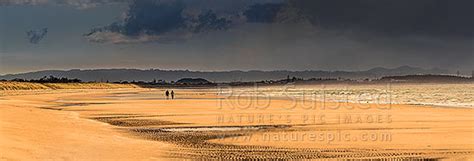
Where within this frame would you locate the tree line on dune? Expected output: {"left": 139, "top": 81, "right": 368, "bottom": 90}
{"left": 2, "top": 76, "right": 82, "bottom": 83}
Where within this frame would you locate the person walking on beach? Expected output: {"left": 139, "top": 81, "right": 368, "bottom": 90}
{"left": 171, "top": 90, "right": 175, "bottom": 99}
{"left": 165, "top": 90, "right": 170, "bottom": 99}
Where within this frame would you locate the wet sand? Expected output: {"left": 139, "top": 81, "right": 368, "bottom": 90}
{"left": 0, "top": 88, "right": 473, "bottom": 160}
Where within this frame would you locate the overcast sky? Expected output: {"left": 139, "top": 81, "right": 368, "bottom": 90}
{"left": 1, "top": 0, "right": 473, "bottom": 74}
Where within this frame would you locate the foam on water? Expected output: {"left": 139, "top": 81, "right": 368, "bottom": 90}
{"left": 219, "top": 84, "right": 474, "bottom": 108}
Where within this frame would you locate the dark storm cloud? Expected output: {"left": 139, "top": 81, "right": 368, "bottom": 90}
{"left": 26, "top": 28, "right": 48, "bottom": 44}
{"left": 0, "top": 0, "right": 129, "bottom": 9}
{"left": 85, "top": 0, "right": 473, "bottom": 44}
{"left": 239, "top": 0, "right": 474, "bottom": 39}
{"left": 244, "top": 3, "right": 285, "bottom": 23}
{"left": 285, "top": 0, "right": 474, "bottom": 38}
{"left": 192, "top": 10, "right": 232, "bottom": 33}
{"left": 85, "top": 0, "right": 234, "bottom": 43}
{"left": 121, "top": 0, "right": 186, "bottom": 36}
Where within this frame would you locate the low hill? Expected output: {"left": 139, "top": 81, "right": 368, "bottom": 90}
{"left": 176, "top": 78, "right": 212, "bottom": 85}
{"left": 0, "top": 66, "right": 450, "bottom": 83}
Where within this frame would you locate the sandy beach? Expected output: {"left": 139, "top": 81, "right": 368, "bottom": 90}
{"left": 1, "top": 86, "right": 473, "bottom": 160}
{"left": 3, "top": 0, "right": 473, "bottom": 159}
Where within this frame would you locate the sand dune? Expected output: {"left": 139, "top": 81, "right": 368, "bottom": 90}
{"left": 0, "top": 82, "right": 138, "bottom": 90}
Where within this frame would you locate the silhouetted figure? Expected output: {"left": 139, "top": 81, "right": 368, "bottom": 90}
{"left": 171, "top": 90, "right": 175, "bottom": 99}
{"left": 165, "top": 90, "right": 169, "bottom": 99}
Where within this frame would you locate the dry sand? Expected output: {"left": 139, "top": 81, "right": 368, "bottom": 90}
{"left": 0, "top": 87, "right": 473, "bottom": 160}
